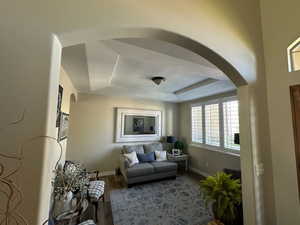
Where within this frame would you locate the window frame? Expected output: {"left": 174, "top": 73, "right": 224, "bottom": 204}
{"left": 190, "top": 96, "right": 240, "bottom": 155}
{"left": 191, "top": 105, "right": 204, "bottom": 144}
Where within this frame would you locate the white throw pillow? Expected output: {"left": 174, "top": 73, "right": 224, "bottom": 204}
{"left": 155, "top": 150, "right": 167, "bottom": 161}
{"left": 124, "top": 151, "right": 139, "bottom": 167}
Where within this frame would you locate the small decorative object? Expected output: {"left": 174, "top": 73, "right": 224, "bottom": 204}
{"left": 58, "top": 112, "right": 69, "bottom": 141}
{"left": 151, "top": 76, "right": 166, "bottom": 85}
{"left": 234, "top": 133, "right": 240, "bottom": 145}
{"left": 200, "top": 172, "right": 242, "bottom": 225}
{"left": 172, "top": 148, "right": 181, "bottom": 156}
{"left": 56, "top": 85, "right": 63, "bottom": 127}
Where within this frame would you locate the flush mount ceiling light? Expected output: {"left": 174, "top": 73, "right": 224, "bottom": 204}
{"left": 151, "top": 76, "right": 166, "bottom": 85}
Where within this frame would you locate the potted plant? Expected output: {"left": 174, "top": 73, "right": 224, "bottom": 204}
{"left": 200, "top": 172, "right": 242, "bottom": 225}
{"left": 52, "top": 161, "right": 89, "bottom": 217}
{"left": 174, "top": 140, "right": 185, "bottom": 153}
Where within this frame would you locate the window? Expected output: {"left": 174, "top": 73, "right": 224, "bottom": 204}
{"left": 191, "top": 106, "right": 203, "bottom": 143}
{"left": 191, "top": 97, "right": 240, "bottom": 153}
{"left": 223, "top": 100, "right": 240, "bottom": 150}
{"left": 205, "top": 104, "right": 220, "bottom": 147}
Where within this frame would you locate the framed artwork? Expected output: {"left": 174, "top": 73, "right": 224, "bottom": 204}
{"left": 58, "top": 112, "right": 69, "bottom": 141}
{"left": 133, "top": 117, "right": 144, "bottom": 133}
{"left": 115, "top": 108, "right": 161, "bottom": 143}
{"left": 56, "top": 85, "right": 63, "bottom": 127}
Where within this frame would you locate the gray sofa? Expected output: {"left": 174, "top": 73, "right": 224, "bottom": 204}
{"left": 120, "top": 143, "right": 177, "bottom": 185}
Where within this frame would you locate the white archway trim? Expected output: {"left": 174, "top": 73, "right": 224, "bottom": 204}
{"left": 287, "top": 36, "right": 300, "bottom": 72}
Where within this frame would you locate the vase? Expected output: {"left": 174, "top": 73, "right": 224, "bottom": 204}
{"left": 53, "top": 191, "right": 75, "bottom": 218}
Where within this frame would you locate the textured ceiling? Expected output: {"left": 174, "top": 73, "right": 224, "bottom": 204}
{"left": 61, "top": 38, "right": 236, "bottom": 102}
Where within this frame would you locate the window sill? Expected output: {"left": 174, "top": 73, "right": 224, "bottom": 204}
{"left": 189, "top": 143, "right": 240, "bottom": 158}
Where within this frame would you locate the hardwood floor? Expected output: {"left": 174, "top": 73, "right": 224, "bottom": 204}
{"left": 94, "top": 172, "right": 204, "bottom": 225}
{"left": 96, "top": 175, "right": 125, "bottom": 225}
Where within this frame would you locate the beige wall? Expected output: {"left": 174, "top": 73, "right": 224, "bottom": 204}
{"left": 59, "top": 67, "right": 77, "bottom": 114}
{"left": 179, "top": 91, "right": 241, "bottom": 176}
{"left": 66, "top": 94, "right": 179, "bottom": 172}
{"left": 260, "top": 0, "right": 300, "bottom": 224}
{"left": 58, "top": 67, "right": 77, "bottom": 162}
{"left": 292, "top": 51, "right": 300, "bottom": 71}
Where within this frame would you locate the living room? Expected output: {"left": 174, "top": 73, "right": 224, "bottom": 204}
{"left": 54, "top": 37, "right": 242, "bottom": 225}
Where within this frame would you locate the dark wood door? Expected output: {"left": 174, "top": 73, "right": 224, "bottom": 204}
{"left": 290, "top": 85, "right": 300, "bottom": 193}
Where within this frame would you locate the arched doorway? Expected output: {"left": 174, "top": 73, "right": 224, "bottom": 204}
{"left": 54, "top": 27, "right": 258, "bottom": 225}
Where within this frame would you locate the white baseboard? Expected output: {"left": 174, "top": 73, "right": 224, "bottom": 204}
{"left": 99, "top": 170, "right": 115, "bottom": 177}
{"left": 190, "top": 167, "right": 211, "bottom": 177}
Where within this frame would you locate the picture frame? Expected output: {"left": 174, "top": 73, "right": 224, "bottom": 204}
{"left": 115, "top": 108, "right": 162, "bottom": 143}
{"left": 172, "top": 149, "right": 182, "bottom": 156}
{"left": 56, "top": 85, "right": 63, "bottom": 127}
{"left": 58, "top": 112, "right": 69, "bottom": 141}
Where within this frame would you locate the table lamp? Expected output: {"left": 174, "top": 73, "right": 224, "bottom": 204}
{"left": 167, "top": 136, "right": 177, "bottom": 152}
{"left": 234, "top": 133, "right": 240, "bottom": 145}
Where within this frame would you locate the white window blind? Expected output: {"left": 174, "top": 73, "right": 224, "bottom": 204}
{"left": 223, "top": 100, "right": 240, "bottom": 150}
{"left": 191, "top": 106, "right": 203, "bottom": 143}
{"left": 205, "top": 104, "right": 220, "bottom": 147}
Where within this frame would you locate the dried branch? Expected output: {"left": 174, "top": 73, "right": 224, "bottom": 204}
{"left": 0, "top": 110, "right": 63, "bottom": 225}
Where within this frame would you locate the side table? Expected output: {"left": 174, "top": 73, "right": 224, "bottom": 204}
{"left": 167, "top": 154, "right": 189, "bottom": 171}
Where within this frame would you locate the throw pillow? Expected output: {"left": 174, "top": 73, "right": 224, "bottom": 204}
{"left": 155, "top": 150, "right": 167, "bottom": 161}
{"left": 124, "top": 151, "right": 139, "bottom": 167}
{"left": 137, "top": 152, "right": 155, "bottom": 163}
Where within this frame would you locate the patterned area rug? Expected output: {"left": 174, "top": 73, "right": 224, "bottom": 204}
{"left": 110, "top": 176, "right": 212, "bottom": 225}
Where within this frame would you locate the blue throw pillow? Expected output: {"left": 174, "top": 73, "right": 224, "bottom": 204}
{"left": 137, "top": 152, "right": 155, "bottom": 162}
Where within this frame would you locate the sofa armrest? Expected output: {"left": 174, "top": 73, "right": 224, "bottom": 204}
{"left": 120, "top": 154, "right": 129, "bottom": 176}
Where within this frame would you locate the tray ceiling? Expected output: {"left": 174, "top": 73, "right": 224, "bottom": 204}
{"left": 62, "top": 38, "right": 235, "bottom": 102}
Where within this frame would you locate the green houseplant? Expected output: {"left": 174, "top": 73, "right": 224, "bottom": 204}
{"left": 200, "top": 172, "right": 242, "bottom": 225}
{"left": 174, "top": 140, "right": 184, "bottom": 152}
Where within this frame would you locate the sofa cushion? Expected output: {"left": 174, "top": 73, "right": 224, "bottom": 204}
{"left": 155, "top": 150, "right": 167, "bottom": 161}
{"left": 127, "top": 163, "right": 154, "bottom": 177}
{"left": 137, "top": 152, "right": 155, "bottom": 163}
{"left": 143, "top": 143, "right": 163, "bottom": 153}
{"left": 124, "top": 151, "right": 139, "bottom": 167}
{"left": 123, "top": 145, "right": 144, "bottom": 154}
{"left": 151, "top": 161, "right": 177, "bottom": 173}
